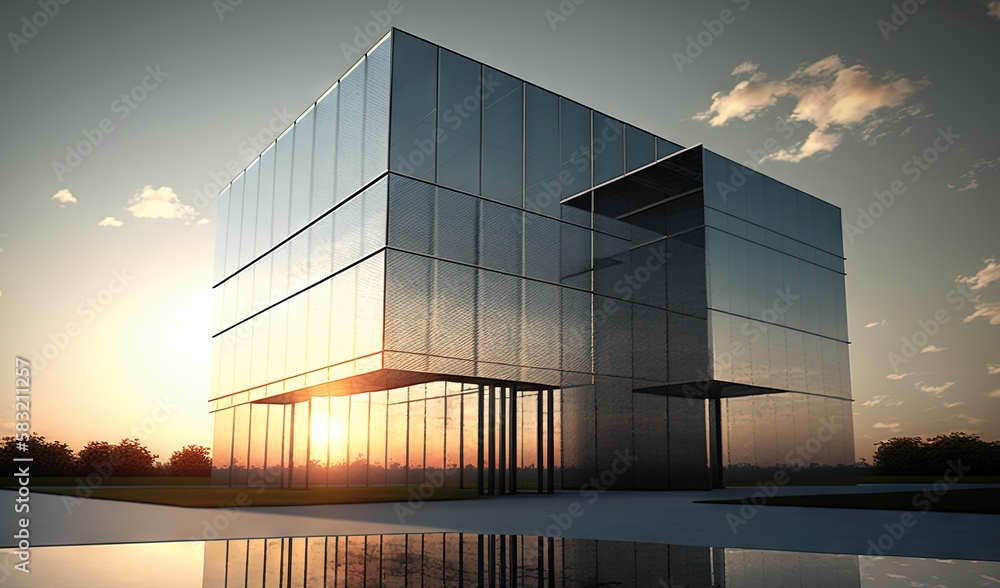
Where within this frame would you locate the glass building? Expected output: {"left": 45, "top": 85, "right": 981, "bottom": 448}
{"left": 208, "top": 29, "right": 855, "bottom": 493}
{"left": 202, "top": 533, "right": 862, "bottom": 587}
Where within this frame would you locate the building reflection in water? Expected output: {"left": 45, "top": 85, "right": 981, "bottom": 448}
{"left": 203, "top": 533, "right": 862, "bottom": 587}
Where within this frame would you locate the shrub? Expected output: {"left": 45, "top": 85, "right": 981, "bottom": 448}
{"left": 168, "top": 445, "right": 211, "bottom": 477}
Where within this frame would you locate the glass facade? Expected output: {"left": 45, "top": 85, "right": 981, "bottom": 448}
{"left": 204, "top": 534, "right": 863, "bottom": 587}
{"left": 209, "top": 29, "right": 855, "bottom": 492}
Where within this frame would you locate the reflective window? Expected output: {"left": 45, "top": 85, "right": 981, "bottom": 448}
{"left": 559, "top": 97, "right": 591, "bottom": 199}
{"left": 255, "top": 146, "right": 276, "bottom": 258}
{"left": 312, "top": 85, "right": 337, "bottom": 219}
{"left": 625, "top": 125, "right": 654, "bottom": 172}
{"left": 337, "top": 65, "right": 366, "bottom": 203}
{"left": 225, "top": 174, "right": 244, "bottom": 277}
{"left": 240, "top": 161, "right": 259, "bottom": 268}
{"left": 437, "top": 49, "right": 482, "bottom": 194}
{"left": 363, "top": 37, "right": 391, "bottom": 182}
{"left": 481, "top": 67, "right": 523, "bottom": 206}
{"left": 390, "top": 31, "right": 438, "bottom": 181}
{"left": 592, "top": 113, "right": 623, "bottom": 185}
{"left": 524, "top": 85, "right": 560, "bottom": 217}
{"left": 213, "top": 186, "right": 230, "bottom": 283}
{"left": 271, "top": 128, "right": 294, "bottom": 245}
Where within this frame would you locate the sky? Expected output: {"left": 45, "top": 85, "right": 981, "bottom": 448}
{"left": 0, "top": 0, "right": 997, "bottom": 462}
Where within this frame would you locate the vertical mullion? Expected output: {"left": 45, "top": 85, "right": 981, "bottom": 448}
{"left": 537, "top": 390, "right": 544, "bottom": 493}
{"left": 477, "top": 385, "right": 485, "bottom": 495}
{"left": 499, "top": 385, "right": 507, "bottom": 495}
{"left": 547, "top": 388, "right": 555, "bottom": 494}
{"left": 510, "top": 384, "right": 517, "bottom": 494}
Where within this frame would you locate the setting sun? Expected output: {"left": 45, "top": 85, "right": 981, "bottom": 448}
{"left": 311, "top": 410, "right": 344, "bottom": 445}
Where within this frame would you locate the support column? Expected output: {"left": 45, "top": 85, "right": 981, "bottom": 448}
{"left": 709, "top": 397, "right": 724, "bottom": 489}
{"left": 546, "top": 388, "right": 555, "bottom": 494}
{"left": 510, "top": 383, "right": 517, "bottom": 494}
{"left": 537, "top": 389, "right": 544, "bottom": 493}
{"left": 477, "top": 385, "right": 484, "bottom": 496}
{"left": 488, "top": 385, "right": 496, "bottom": 495}
{"left": 499, "top": 385, "right": 507, "bottom": 495}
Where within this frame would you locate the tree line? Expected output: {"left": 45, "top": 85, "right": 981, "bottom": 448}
{"left": 0, "top": 433, "right": 210, "bottom": 477}
{"left": 869, "top": 432, "right": 1000, "bottom": 476}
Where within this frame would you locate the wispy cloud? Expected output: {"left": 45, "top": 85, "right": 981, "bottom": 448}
{"left": 989, "top": 389, "right": 1000, "bottom": 399}
{"left": 864, "top": 319, "right": 887, "bottom": 328}
{"left": 948, "top": 156, "right": 999, "bottom": 192}
{"left": 988, "top": 1, "right": 1000, "bottom": 20}
{"left": 988, "top": 363, "right": 1000, "bottom": 375}
{"left": 958, "top": 413, "right": 986, "bottom": 426}
{"left": 886, "top": 372, "right": 914, "bottom": 380}
{"left": 964, "top": 301, "right": 1000, "bottom": 325}
{"left": 98, "top": 216, "right": 124, "bottom": 228}
{"left": 51, "top": 189, "right": 76, "bottom": 207}
{"left": 917, "top": 381, "right": 954, "bottom": 395}
{"left": 862, "top": 395, "right": 888, "bottom": 407}
{"left": 942, "top": 401, "right": 964, "bottom": 409}
{"left": 124, "top": 185, "right": 202, "bottom": 224}
{"left": 693, "top": 55, "right": 927, "bottom": 162}
{"left": 873, "top": 422, "right": 902, "bottom": 432}
{"left": 196, "top": 218, "right": 210, "bottom": 225}
{"left": 920, "top": 345, "right": 946, "bottom": 354}
{"left": 957, "top": 257, "right": 1000, "bottom": 291}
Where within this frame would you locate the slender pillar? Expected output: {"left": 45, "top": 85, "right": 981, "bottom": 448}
{"left": 499, "top": 385, "right": 507, "bottom": 495}
{"left": 488, "top": 385, "right": 496, "bottom": 495}
{"left": 537, "top": 389, "right": 544, "bottom": 493}
{"left": 510, "top": 383, "right": 517, "bottom": 494}
{"left": 709, "top": 397, "right": 724, "bottom": 489}
{"left": 546, "top": 388, "right": 555, "bottom": 494}
{"left": 478, "top": 385, "right": 485, "bottom": 496}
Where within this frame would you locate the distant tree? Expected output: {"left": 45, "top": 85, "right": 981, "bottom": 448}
{"left": 78, "top": 438, "right": 160, "bottom": 477}
{"left": 0, "top": 434, "right": 77, "bottom": 476}
{"left": 168, "top": 445, "right": 211, "bottom": 477}
{"left": 873, "top": 433, "right": 1000, "bottom": 476}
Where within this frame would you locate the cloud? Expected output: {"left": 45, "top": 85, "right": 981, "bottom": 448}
{"left": 886, "top": 373, "right": 913, "bottom": 380}
{"left": 989, "top": 363, "right": 1000, "bottom": 375}
{"left": 196, "top": 218, "right": 210, "bottom": 225}
{"left": 942, "top": 401, "right": 964, "bottom": 408}
{"left": 693, "top": 55, "right": 928, "bottom": 162}
{"left": 861, "top": 395, "right": 887, "bottom": 407}
{"left": 989, "top": 389, "right": 1000, "bottom": 399}
{"left": 98, "top": 216, "right": 124, "bottom": 228}
{"left": 988, "top": 1, "right": 1000, "bottom": 20}
{"left": 864, "top": 319, "right": 887, "bottom": 328}
{"left": 948, "top": 156, "right": 999, "bottom": 192}
{"left": 123, "top": 185, "right": 202, "bottom": 224}
{"left": 50, "top": 189, "right": 77, "bottom": 207}
{"left": 964, "top": 301, "right": 1000, "bottom": 325}
{"left": 917, "top": 381, "right": 954, "bottom": 395}
{"left": 957, "top": 257, "right": 1000, "bottom": 291}
{"left": 873, "top": 422, "right": 902, "bottom": 432}
{"left": 958, "top": 413, "right": 986, "bottom": 426}
{"left": 920, "top": 345, "right": 946, "bottom": 354}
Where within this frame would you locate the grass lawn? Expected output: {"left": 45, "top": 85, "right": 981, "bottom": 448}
{"left": 697, "top": 487, "right": 1000, "bottom": 515}
{"left": 0, "top": 476, "right": 210, "bottom": 487}
{"left": 27, "top": 485, "right": 478, "bottom": 508}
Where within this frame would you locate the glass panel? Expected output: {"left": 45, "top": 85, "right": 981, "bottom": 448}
{"left": 313, "top": 86, "right": 337, "bottom": 219}
{"left": 212, "top": 408, "right": 234, "bottom": 485}
{"left": 592, "top": 112, "right": 623, "bottom": 185}
{"left": 408, "top": 385, "right": 425, "bottom": 484}
{"left": 255, "top": 145, "right": 276, "bottom": 259}
{"left": 425, "top": 393, "right": 445, "bottom": 483}
{"left": 232, "top": 403, "right": 251, "bottom": 486}
{"left": 559, "top": 97, "right": 591, "bottom": 198}
{"left": 309, "top": 397, "right": 329, "bottom": 486}
{"left": 306, "top": 280, "right": 331, "bottom": 373}
{"left": 264, "top": 405, "right": 284, "bottom": 487}
{"left": 368, "top": 390, "right": 387, "bottom": 485}
{"left": 390, "top": 31, "right": 438, "bottom": 181}
{"left": 225, "top": 175, "right": 244, "bottom": 277}
{"left": 272, "top": 127, "right": 294, "bottom": 245}
{"left": 481, "top": 67, "right": 523, "bottom": 206}
{"left": 240, "top": 161, "right": 260, "bottom": 268}
{"left": 292, "top": 401, "right": 309, "bottom": 487}
{"left": 249, "top": 404, "right": 268, "bottom": 487}
{"left": 290, "top": 108, "right": 315, "bottom": 235}
{"left": 625, "top": 125, "right": 654, "bottom": 172}
{"left": 348, "top": 394, "right": 370, "bottom": 485}
{"left": 364, "top": 37, "right": 391, "bottom": 182}
{"left": 386, "top": 390, "right": 407, "bottom": 484}
{"left": 329, "top": 396, "right": 350, "bottom": 485}
{"left": 524, "top": 85, "right": 560, "bottom": 217}
{"left": 437, "top": 49, "right": 481, "bottom": 194}
{"left": 337, "top": 60, "right": 366, "bottom": 202}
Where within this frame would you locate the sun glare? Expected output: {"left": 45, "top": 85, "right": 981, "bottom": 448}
{"left": 311, "top": 410, "right": 344, "bottom": 445}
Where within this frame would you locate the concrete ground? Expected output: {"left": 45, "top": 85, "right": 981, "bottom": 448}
{"left": 3, "top": 484, "right": 998, "bottom": 561}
